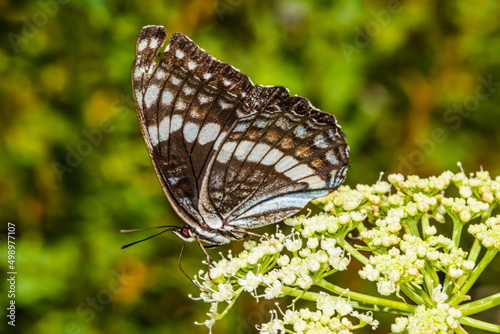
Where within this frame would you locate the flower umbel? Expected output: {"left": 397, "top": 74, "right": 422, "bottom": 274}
{"left": 192, "top": 170, "right": 500, "bottom": 333}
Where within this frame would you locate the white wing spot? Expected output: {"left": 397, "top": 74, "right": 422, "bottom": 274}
{"left": 159, "top": 117, "right": 170, "bottom": 142}
{"left": 134, "top": 90, "right": 143, "bottom": 104}
{"left": 217, "top": 142, "right": 237, "bottom": 163}
{"left": 162, "top": 90, "right": 174, "bottom": 106}
{"left": 148, "top": 125, "right": 159, "bottom": 146}
{"left": 187, "top": 61, "right": 197, "bottom": 70}
{"left": 294, "top": 125, "right": 308, "bottom": 139}
{"left": 171, "top": 115, "right": 183, "bottom": 132}
{"left": 219, "top": 101, "right": 232, "bottom": 109}
{"left": 247, "top": 143, "right": 271, "bottom": 163}
{"left": 149, "top": 38, "right": 158, "bottom": 49}
{"left": 144, "top": 85, "right": 160, "bottom": 108}
{"left": 168, "top": 177, "right": 179, "bottom": 185}
{"left": 276, "top": 118, "right": 292, "bottom": 130}
{"left": 199, "top": 95, "right": 211, "bottom": 104}
{"left": 203, "top": 73, "right": 212, "bottom": 80}
{"left": 330, "top": 170, "right": 338, "bottom": 185}
{"left": 261, "top": 149, "right": 284, "bottom": 165}
{"left": 234, "top": 140, "right": 254, "bottom": 161}
{"left": 183, "top": 122, "right": 199, "bottom": 143}
{"left": 300, "top": 175, "right": 326, "bottom": 189}
{"left": 233, "top": 123, "right": 249, "bottom": 132}
{"left": 275, "top": 156, "right": 299, "bottom": 172}
{"left": 284, "top": 164, "right": 314, "bottom": 180}
{"left": 325, "top": 150, "right": 339, "bottom": 165}
{"left": 254, "top": 119, "right": 268, "bottom": 128}
{"left": 138, "top": 40, "right": 148, "bottom": 51}
{"left": 198, "top": 122, "right": 221, "bottom": 145}
{"left": 134, "top": 67, "right": 142, "bottom": 79}
{"left": 155, "top": 69, "right": 165, "bottom": 79}
{"left": 213, "top": 131, "right": 226, "bottom": 150}
{"left": 183, "top": 87, "right": 194, "bottom": 95}
{"left": 170, "top": 76, "right": 181, "bottom": 85}
{"left": 175, "top": 50, "right": 185, "bottom": 59}
{"left": 176, "top": 101, "right": 187, "bottom": 110}
{"left": 314, "top": 135, "right": 329, "bottom": 148}
{"left": 223, "top": 79, "right": 231, "bottom": 86}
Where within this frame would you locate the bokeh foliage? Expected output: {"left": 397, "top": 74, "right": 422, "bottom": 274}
{"left": 1, "top": 0, "right": 499, "bottom": 333}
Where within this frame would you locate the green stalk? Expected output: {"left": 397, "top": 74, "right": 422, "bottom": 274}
{"left": 459, "top": 316, "right": 500, "bottom": 333}
{"left": 467, "top": 239, "right": 482, "bottom": 263}
{"left": 337, "top": 237, "right": 369, "bottom": 265}
{"left": 458, "top": 249, "right": 498, "bottom": 297}
{"left": 403, "top": 217, "right": 420, "bottom": 238}
{"left": 458, "top": 292, "right": 500, "bottom": 316}
{"left": 452, "top": 218, "right": 464, "bottom": 249}
{"left": 317, "top": 279, "right": 415, "bottom": 313}
{"left": 216, "top": 288, "right": 243, "bottom": 320}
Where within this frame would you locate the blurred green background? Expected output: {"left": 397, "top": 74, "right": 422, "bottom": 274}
{"left": 1, "top": 0, "right": 500, "bottom": 333}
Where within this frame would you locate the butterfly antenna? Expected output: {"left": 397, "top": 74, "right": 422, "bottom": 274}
{"left": 120, "top": 225, "right": 179, "bottom": 233}
{"left": 121, "top": 228, "right": 176, "bottom": 249}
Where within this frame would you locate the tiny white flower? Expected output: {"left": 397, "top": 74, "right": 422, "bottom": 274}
{"left": 459, "top": 186, "right": 473, "bottom": 198}
{"left": 307, "top": 237, "right": 319, "bottom": 249}
{"left": 238, "top": 271, "right": 262, "bottom": 292}
{"left": 264, "top": 280, "right": 283, "bottom": 299}
{"left": 377, "top": 279, "right": 396, "bottom": 296}
{"left": 277, "top": 254, "right": 290, "bottom": 266}
{"left": 284, "top": 238, "right": 302, "bottom": 252}
{"left": 334, "top": 298, "right": 353, "bottom": 316}
{"left": 296, "top": 275, "right": 313, "bottom": 289}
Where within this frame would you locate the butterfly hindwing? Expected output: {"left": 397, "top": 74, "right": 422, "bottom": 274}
{"left": 206, "top": 86, "right": 350, "bottom": 228}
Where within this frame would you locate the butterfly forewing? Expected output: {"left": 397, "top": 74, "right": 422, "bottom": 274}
{"left": 132, "top": 26, "right": 350, "bottom": 244}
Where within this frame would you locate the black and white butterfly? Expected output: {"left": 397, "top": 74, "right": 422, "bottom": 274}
{"left": 131, "top": 26, "right": 350, "bottom": 247}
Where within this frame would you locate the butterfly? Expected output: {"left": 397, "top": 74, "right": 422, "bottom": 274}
{"left": 131, "top": 26, "right": 350, "bottom": 247}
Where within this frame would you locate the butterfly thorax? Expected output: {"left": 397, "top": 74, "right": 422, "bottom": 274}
{"left": 172, "top": 225, "right": 243, "bottom": 245}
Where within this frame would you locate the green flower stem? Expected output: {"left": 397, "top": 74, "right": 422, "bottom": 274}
{"left": 452, "top": 239, "right": 483, "bottom": 297}
{"left": 317, "top": 279, "right": 415, "bottom": 313}
{"left": 337, "top": 237, "right": 369, "bottom": 265}
{"left": 467, "top": 238, "right": 482, "bottom": 263}
{"left": 481, "top": 202, "right": 497, "bottom": 223}
{"left": 454, "top": 325, "right": 469, "bottom": 334}
{"left": 423, "top": 262, "right": 439, "bottom": 294}
{"left": 216, "top": 288, "right": 243, "bottom": 320}
{"left": 458, "top": 292, "right": 500, "bottom": 316}
{"left": 458, "top": 249, "right": 498, "bottom": 298}
{"left": 459, "top": 316, "right": 500, "bottom": 333}
{"left": 403, "top": 218, "right": 420, "bottom": 238}
{"left": 452, "top": 218, "right": 464, "bottom": 249}
{"left": 400, "top": 284, "right": 432, "bottom": 307}
{"left": 421, "top": 213, "right": 430, "bottom": 235}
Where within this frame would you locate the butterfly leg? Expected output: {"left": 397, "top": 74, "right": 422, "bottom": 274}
{"left": 230, "top": 229, "right": 268, "bottom": 241}
{"left": 194, "top": 235, "right": 216, "bottom": 278}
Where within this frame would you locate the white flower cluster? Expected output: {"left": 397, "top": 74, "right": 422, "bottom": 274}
{"left": 360, "top": 234, "right": 475, "bottom": 295}
{"left": 391, "top": 303, "right": 462, "bottom": 334}
{"left": 441, "top": 197, "right": 489, "bottom": 223}
{"left": 453, "top": 171, "right": 500, "bottom": 204}
{"left": 285, "top": 212, "right": 365, "bottom": 239}
{"left": 257, "top": 295, "right": 379, "bottom": 334}
{"left": 192, "top": 170, "right": 499, "bottom": 333}
{"left": 389, "top": 172, "right": 454, "bottom": 196}
{"left": 468, "top": 215, "right": 500, "bottom": 250}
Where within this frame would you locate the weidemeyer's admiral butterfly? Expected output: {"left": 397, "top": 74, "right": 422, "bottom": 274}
{"left": 130, "top": 26, "right": 349, "bottom": 249}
